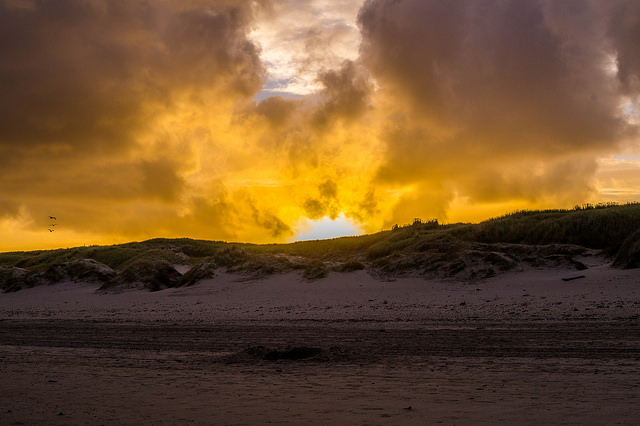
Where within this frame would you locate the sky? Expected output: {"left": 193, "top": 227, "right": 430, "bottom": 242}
{"left": 1, "top": 0, "right": 639, "bottom": 251}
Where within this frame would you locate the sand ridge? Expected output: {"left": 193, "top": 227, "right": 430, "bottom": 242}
{"left": 1, "top": 258, "right": 638, "bottom": 325}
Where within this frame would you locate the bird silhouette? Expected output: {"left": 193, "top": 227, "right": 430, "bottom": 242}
{"left": 49, "top": 216, "right": 56, "bottom": 220}
{"left": 48, "top": 229, "right": 54, "bottom": 232}
{"left": 50, "top": 224, "right": 56, "bottom": 226}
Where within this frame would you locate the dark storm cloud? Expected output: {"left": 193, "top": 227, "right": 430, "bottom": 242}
{"left": 253, "top": 96, "right": 300, "bottom": 127}
{"left": 313, "top": 60, "right": 372, "bottom": 127}
{"left": 303, "top": 179, "right": 341, "bottom": 220}
{"left": 358, "top": 0, "right": 640, "bottom": 218}
{"left": 0, "top": 0, "right": 267, "bottom": 238}
{"left": 250, "top": 203, "right": 292, "bottom": 238}
{"left": 603, "top": 0, "right": 640, "bottom": 94}
{"left": 318, "top": 179, "right": 338, "bottom": 199}
{"left": 0, "top": 0, "right": 264, "bottom": 153}
{"left": 359, "top": 0, "right": 626, "bottom": 154}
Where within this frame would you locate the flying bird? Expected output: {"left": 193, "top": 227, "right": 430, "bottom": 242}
{"left": 48, "top": 229, "right": 54, "bottom": 232}
{"left": 49, "top": 216, "right": 56, "bottom": 220}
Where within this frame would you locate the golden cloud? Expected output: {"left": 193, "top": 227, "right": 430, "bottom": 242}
{"left": 1, "top": 0, "right": 639, "bottom": 251}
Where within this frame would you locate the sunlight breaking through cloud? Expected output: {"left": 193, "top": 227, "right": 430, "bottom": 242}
{"left": 1, "top": 0, "right": 640, "bottom": 250}
{"left": 291, "top": 214, "right": 363, "bottom": 241}
{"left": 249, "top": 0, "right": 364, "bottom": 96}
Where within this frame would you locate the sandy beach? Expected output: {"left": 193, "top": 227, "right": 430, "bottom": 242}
{"left": 1, "top": 258, "right": 639, "bottom": 425}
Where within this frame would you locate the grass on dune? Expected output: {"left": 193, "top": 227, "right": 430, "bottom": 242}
{"left": 2, "top": 202, "right": 640, "bottom": 291}
{"left": 454, "top": 203, "right": 640, "bottom": 254}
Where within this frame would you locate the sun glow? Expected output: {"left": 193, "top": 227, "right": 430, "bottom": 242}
{"left": 291, "top": 213, "right": 363, "bottom": 241}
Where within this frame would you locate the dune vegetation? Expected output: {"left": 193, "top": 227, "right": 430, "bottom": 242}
{"left": 1, "top": 203, "right": 639, "bottom": 292}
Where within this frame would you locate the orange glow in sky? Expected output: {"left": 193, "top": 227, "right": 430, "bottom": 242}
{"left": 1, "top": 0, "right": 639, "bottom": 251}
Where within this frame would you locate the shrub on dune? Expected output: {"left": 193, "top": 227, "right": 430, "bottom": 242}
{"left": 102, "top": 258, "right": 181, "bottom": 292}
{"left": 614, "top": 230, "right": 640, "bottom": 269}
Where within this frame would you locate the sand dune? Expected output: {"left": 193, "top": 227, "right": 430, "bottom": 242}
{"left": 1, "top": 254, "right": 638, "bottom": 324}
{"left": 1, "top": 256, "right": 639, "bottom": 424}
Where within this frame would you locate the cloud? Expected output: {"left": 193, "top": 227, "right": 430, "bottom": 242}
{"left": 359, "top": 0, "right": 625, "bottom": 151}
{"left": 313, "top": 60, "right": 372, "bottom": 126}
{"left": 0, "top": 0, "right": 265, "bottom": 161}
{"left": 596, "top": 155, "right": 640, "bottom": 202}
{"left": 604, "top": 0, "right": 640, "bottom": 94}
{"left": 0, "top": 0, "right": 271, "bottom": 245}
{"left": 252, "top": 95, "right": 300, "bottom": 127}
{"left": 6, "top": 0, "right": 264, "bottom": 146}
{"left": 2, "top": 0, "right": 640, "bottom": 250}
{"left": 249, "top": 0, "right": 364, "bottom": 95}
{"left": 357, "top": 0, "right": 640, "bottom": 224}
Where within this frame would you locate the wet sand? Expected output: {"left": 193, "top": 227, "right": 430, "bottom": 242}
{"left": 1, "top": 261, "right": 639, "bottom": 425}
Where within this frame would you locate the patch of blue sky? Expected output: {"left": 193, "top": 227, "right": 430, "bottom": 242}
{"left": 254, "top": 77, "right": 306, "bottom": 102}
{"left": 291, "top": 215, "right": 363, "bottom": 242}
